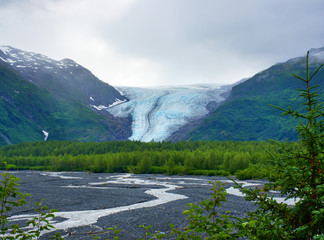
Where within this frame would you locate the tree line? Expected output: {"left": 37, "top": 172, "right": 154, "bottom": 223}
{"left": 0, "top": 140, "right": 298, "bottom": 179}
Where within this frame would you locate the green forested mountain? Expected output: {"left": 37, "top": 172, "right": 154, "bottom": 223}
{"left": 0, "top": 46, "right": 128, "bottom": 107}
{"left": 0, "top": 61, "right": 131, "bottom": 147}
{"left": 0, "top": 63, "right": 45, "bottom": 144}
{"left": 185, "top": 48, "right": 324, "bottom": 141}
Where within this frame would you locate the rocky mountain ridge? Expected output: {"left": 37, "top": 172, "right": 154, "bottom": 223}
{"left": 0, "top": 46, "right": 131, "bottom": 146}
{"left": 0, "top": 46, "right": 127, "bottom": 108}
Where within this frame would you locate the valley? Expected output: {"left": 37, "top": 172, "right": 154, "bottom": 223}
{"left": 0, "top": 46, "right": 323, "bottom": 239}
{"left": 0, "top": 45, "right": 324, "bottom": 145}
{"left": 7, "top": 171, "right": 260, "bottom": 239}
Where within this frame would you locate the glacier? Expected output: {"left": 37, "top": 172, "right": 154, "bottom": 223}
{"left": 107, "top": 84, "right": 231, "bottom": 142}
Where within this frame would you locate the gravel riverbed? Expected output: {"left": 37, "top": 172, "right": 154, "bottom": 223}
{"left": 3, "top": 171, "right": 262, "bottom": 239}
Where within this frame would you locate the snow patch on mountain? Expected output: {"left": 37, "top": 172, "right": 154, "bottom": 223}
{"left": 90, "top": 98, "right": 127, "bottom": 111}
{"left": 42, "top": 130, "right": 49, "bottom": 141}
{"left": 0, "top": 45, "right": 78, "bottom": 70}
{"left": 0, "top": 45, "right": 128, "bottom": 109}
{"left": 107, "top": 84, "right": 231, "bottom": 142}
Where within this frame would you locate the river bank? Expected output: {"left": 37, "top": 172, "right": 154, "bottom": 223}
{"left": 5, "top": 171, "right": 261, "bottom": 239}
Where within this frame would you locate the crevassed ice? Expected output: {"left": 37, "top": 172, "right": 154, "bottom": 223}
{"left": 107, "top": 84, "right": 230, "bottom": 142}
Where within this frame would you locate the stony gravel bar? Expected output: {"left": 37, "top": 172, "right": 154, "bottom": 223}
{"left": 4, "top": 171, "right": 263, "bottom": 239}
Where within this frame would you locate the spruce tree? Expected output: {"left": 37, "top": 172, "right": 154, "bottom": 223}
{"left": 238, "top": 51, "right": 324, "bottom": 239}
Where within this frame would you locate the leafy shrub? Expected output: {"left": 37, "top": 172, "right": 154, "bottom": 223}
{"left": 170, "top": 181, "right": 239, "bottom": 239}
{"left": 235, "top": 165, "right": 268, "bottom": 180}
{"left": 0, "top": 163, "right": 63, "bottom": 239}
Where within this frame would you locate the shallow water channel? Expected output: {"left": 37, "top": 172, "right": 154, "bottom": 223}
{"left": 4, "top": 171, "right": 280, "bottom": 239}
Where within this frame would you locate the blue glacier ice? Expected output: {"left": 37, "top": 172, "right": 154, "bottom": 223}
{"left": 107, "top": 84, "right": 231, "bottom": 142}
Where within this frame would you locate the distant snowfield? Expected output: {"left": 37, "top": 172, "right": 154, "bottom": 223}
{"left": 107, "top": 84, "right": 231, "bottom": 142}
{"left": 8, "top": 172, "right": 297, "bottom": 236}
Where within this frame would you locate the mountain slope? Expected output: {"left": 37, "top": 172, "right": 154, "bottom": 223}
{"left": 0, "top": 47, "right": 131, "bottom": 146}
{"left": 0, "top": 62, "right": 45, "bottom": 144}
{"left": 0, "top": 46, "right": 127, "bottom": 108}
{"left": 185, "top": 48, "right": 324, "bottom": 141}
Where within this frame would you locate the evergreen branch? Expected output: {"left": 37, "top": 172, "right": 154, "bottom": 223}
{"left": 309, "top": 64, "right": 323, "bottom": 81}
{"left": 292, "top": 73, "right": 306, "bottom": 82}
{"left": 268, "top": 104, "right": 287, "bottom": 112}
{"left": 306, "top": 51, "right": 309, "bottom": 80}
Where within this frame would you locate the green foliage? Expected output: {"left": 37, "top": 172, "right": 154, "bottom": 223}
{"left": 223, "top": 152, "right": 250, "bottom": 174}
{"left": 0, "top": 163, "right": 63, "bottom": 239}
{"left": 136, "top": 152, "right": 152, "bottom": 173}
{"left": 236, "top": 51, "right": 324, "bottom": 239}
{"left": 234, "top": 165, "right": 269, "bottom": 180}
{"left": 0, "top": 140, "right": 281, "bottom": 178}
{"left": 138, "top": 225, "right": 168, "bottom": 240}
{"left": 170, "top": 181, "right": 239, "bottom": 239}
{"left": 20, "top": 200, "right": 61, "bottom": 240}
{"left": 92, "top": 225, "right": 121, "bottom": 240}
{"left": 1, "top": 164, "right": 30, "bottom": 238}
{"left": 105, "top": 225, "right": 121, "bottom": 240}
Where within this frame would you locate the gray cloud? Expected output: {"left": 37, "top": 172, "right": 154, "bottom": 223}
{"left": 102, "top": 0, "right": 324, "bottom": 85}
{"left": 1, "top": 0, "right": 324, "bottom": 87}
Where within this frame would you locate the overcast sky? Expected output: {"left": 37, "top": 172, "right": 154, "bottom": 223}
{"left": 1, "top": 0, "right": 324, "bottom": 87}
